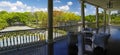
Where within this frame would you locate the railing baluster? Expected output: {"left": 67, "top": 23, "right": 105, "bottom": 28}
{"left": 19, "top": 35, "right": 22, "bottom": 45}
{"left": 40, "top": 33, "right": 43, "bottom": 41}
{"left": 41, "top": 33, "right": 43, "bottom": 41}
{"left": 34, "top": 33, "right": 36, "bottom": 42}
{"left": 29, "top": 34, "right": 31, "bottom": 43}
{"left": 0, "top": 37, "right": 2, "bottom": 48}
{"left": 27, "top": 35, "right": 29, "bottom": 43}
{"left": 36, "top": 33, "right": 38, "bottom": 42}
{"left": 38, "top": 34, "right": 41, "bottom": 41}
{"left": 13, "top": 36, "right": 15, "bottom": 46}
{"left": 30, "top": 34, "right": 32, "bottom": 42}
{"left": 2, "top": 36, "right": 5, "bottom": 47}
{"left": 43, "top": 33, "right": 45, "bottom": 41}
{"left": 36, "top": 33, "right": 39, "bottom": 42}
{"left": 28, "top": 35, "right": 30, "bottom": 43}
{"left": 27, "top": 35, "right": 28, "bottom": 44}
{"left": 25, "top": 34, "right": 27, "bottom": 43}
{"left": 2, "top": 37, "right": 4, "bottom": 47}
{"left": 23, "top": 35, "right": 25, "bottom": 44}
{"left": 5, "top": 37, "right": 8, "bottom": 47}
{"left": 26, "top": 32, "right": 28, "bottom": 43}
{"left": 32, "top": 33, "right": 34, "bottom": 42}
{"left": 33, "top": 34, "right": 35, "bottom": 42}
{"left": 34, "top": 33, "right": 37, "bottom": 42}
{"left": 9, "top": 36, "right": 12, "bottom": 46}
{"left": 23, "top": 34, "right": 25, "bottom": 44}
{"left": 33, "top": 33, "right": 35, "bottom": 42}
{"left": 1, "top": 37, "right": 4, "bottom": 47}
{"left": 7, "top": 37, "right": 10, "bottom": 46}
{"left": 16, "top": 34, "right": 18, "bottom": 45}
{"left": 39, "top": 33, "right": 41, "bottom": 41}
{"left": 11, "top": 36, "right": 14, "bottom": 46}
{"left": 31, "top": 33, "right": 33, "bottom": 42}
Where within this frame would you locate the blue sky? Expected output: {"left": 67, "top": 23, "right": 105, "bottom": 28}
{"left": 0, "top": 0, "right": 104, "bottom": 15}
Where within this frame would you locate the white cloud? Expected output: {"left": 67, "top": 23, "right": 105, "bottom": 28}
{"left": 11, "top": 6, "right": 17, "bottom": 11}
{"left": 0, "top": 1, "right": 26, "bottom": 9}
{"left": 59, "top": 5, "right": 69, "bottom": 11}
{"left": 54, "top": 7, "right": 61, "bottom": 11}
{"left": 0, "top": 1, "right": 73, "bottom": 12}
{"left": 67, "top": 1, "right": 73, "bottom": 6}
{"left": 26, "top": 6, "right": 32, "bottom": 12}
{"left": 53, "top": 1, "right": 73, "bottom": 11}
{"left": 0, "top": 1, "right": 11, "bottom": 7}
{"left": 40, "top": 8, "right": 47, "bottom": 12}
{"left": 33, "top": 8, "right": 47, "bottom": 12}
{"left": 0, "top": 8, "right": 4, "bottom": 11}
{"left": 0, "top": 1, "right": 26, "bottom": 12}
{"left": 15, "top": 1, "right": 27, "bottom": 8}
{"left": 74, "top": 11, "right": 80, "bottom": 15}
{"left": 0, "top": 1, "right": 47, "bottom": 12}
{"left": 20, "top": 9, "right": 24, "bottom": 12}
{"left": 53, "top": 5, "right": 70, "bottom": 11}
{"left": 26, "top": 6, "right": 31, "bottom": 10}
{"left": 16, "top": 1, "right": 23, "bottom": 6}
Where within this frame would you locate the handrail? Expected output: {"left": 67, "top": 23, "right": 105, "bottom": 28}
{"left": 0, "top": 28, "right": 47, "bottom": 33}
{"left": 53, "top": 22, "right": 96, "bottom": 28}
{"left": 0, "top": 22, "right": 96, "bottom": 33}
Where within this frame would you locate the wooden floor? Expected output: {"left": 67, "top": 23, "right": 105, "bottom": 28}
{"left": 1, "top": 26, "right": 120, "bottom": 55}
{"left": 107, "top": 26, "right": 120, "bottom": 55}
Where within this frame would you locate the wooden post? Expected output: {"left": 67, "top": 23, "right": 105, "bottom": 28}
{"left": 81, "top": 0, "right": 85, "bottom": 54}
{"left": 108, "top": 10, "right": 111, "bottom": 34}
{"left": 48, "top": 0, "right": 54, "bottom": 55}
{"left": 96, "top": 6, "right": 99, "bottom": 33}
{"left": 103, "top": 10, "right": 106, "bottom": 33}
{"left": 81, "top": 0, "right": 85, "bottom": 29}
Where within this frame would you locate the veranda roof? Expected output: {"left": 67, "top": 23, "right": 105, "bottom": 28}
{"left": 83, "top": 0, "right": 120, "bottom": 10}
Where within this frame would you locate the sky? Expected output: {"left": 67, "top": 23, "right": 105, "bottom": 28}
{"left": 0, "top": 0, "right": 105, "bottom": 15}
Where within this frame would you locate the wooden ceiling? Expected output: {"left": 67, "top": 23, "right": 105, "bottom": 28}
{"left": 82, "top": 0, "right": 120, "bottom": 10}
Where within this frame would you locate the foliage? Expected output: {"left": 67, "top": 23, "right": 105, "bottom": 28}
{"left": 53, "top": 11, "right": 80, "bottom": 26}
{"left": 0, "top": 10, "right": 120, "bottom": 30}
{"left": 111, "top": 14, "right": 120, "bottom": 25}
{"left": 0, "top": 10, "right": 81, "bottom": 29}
